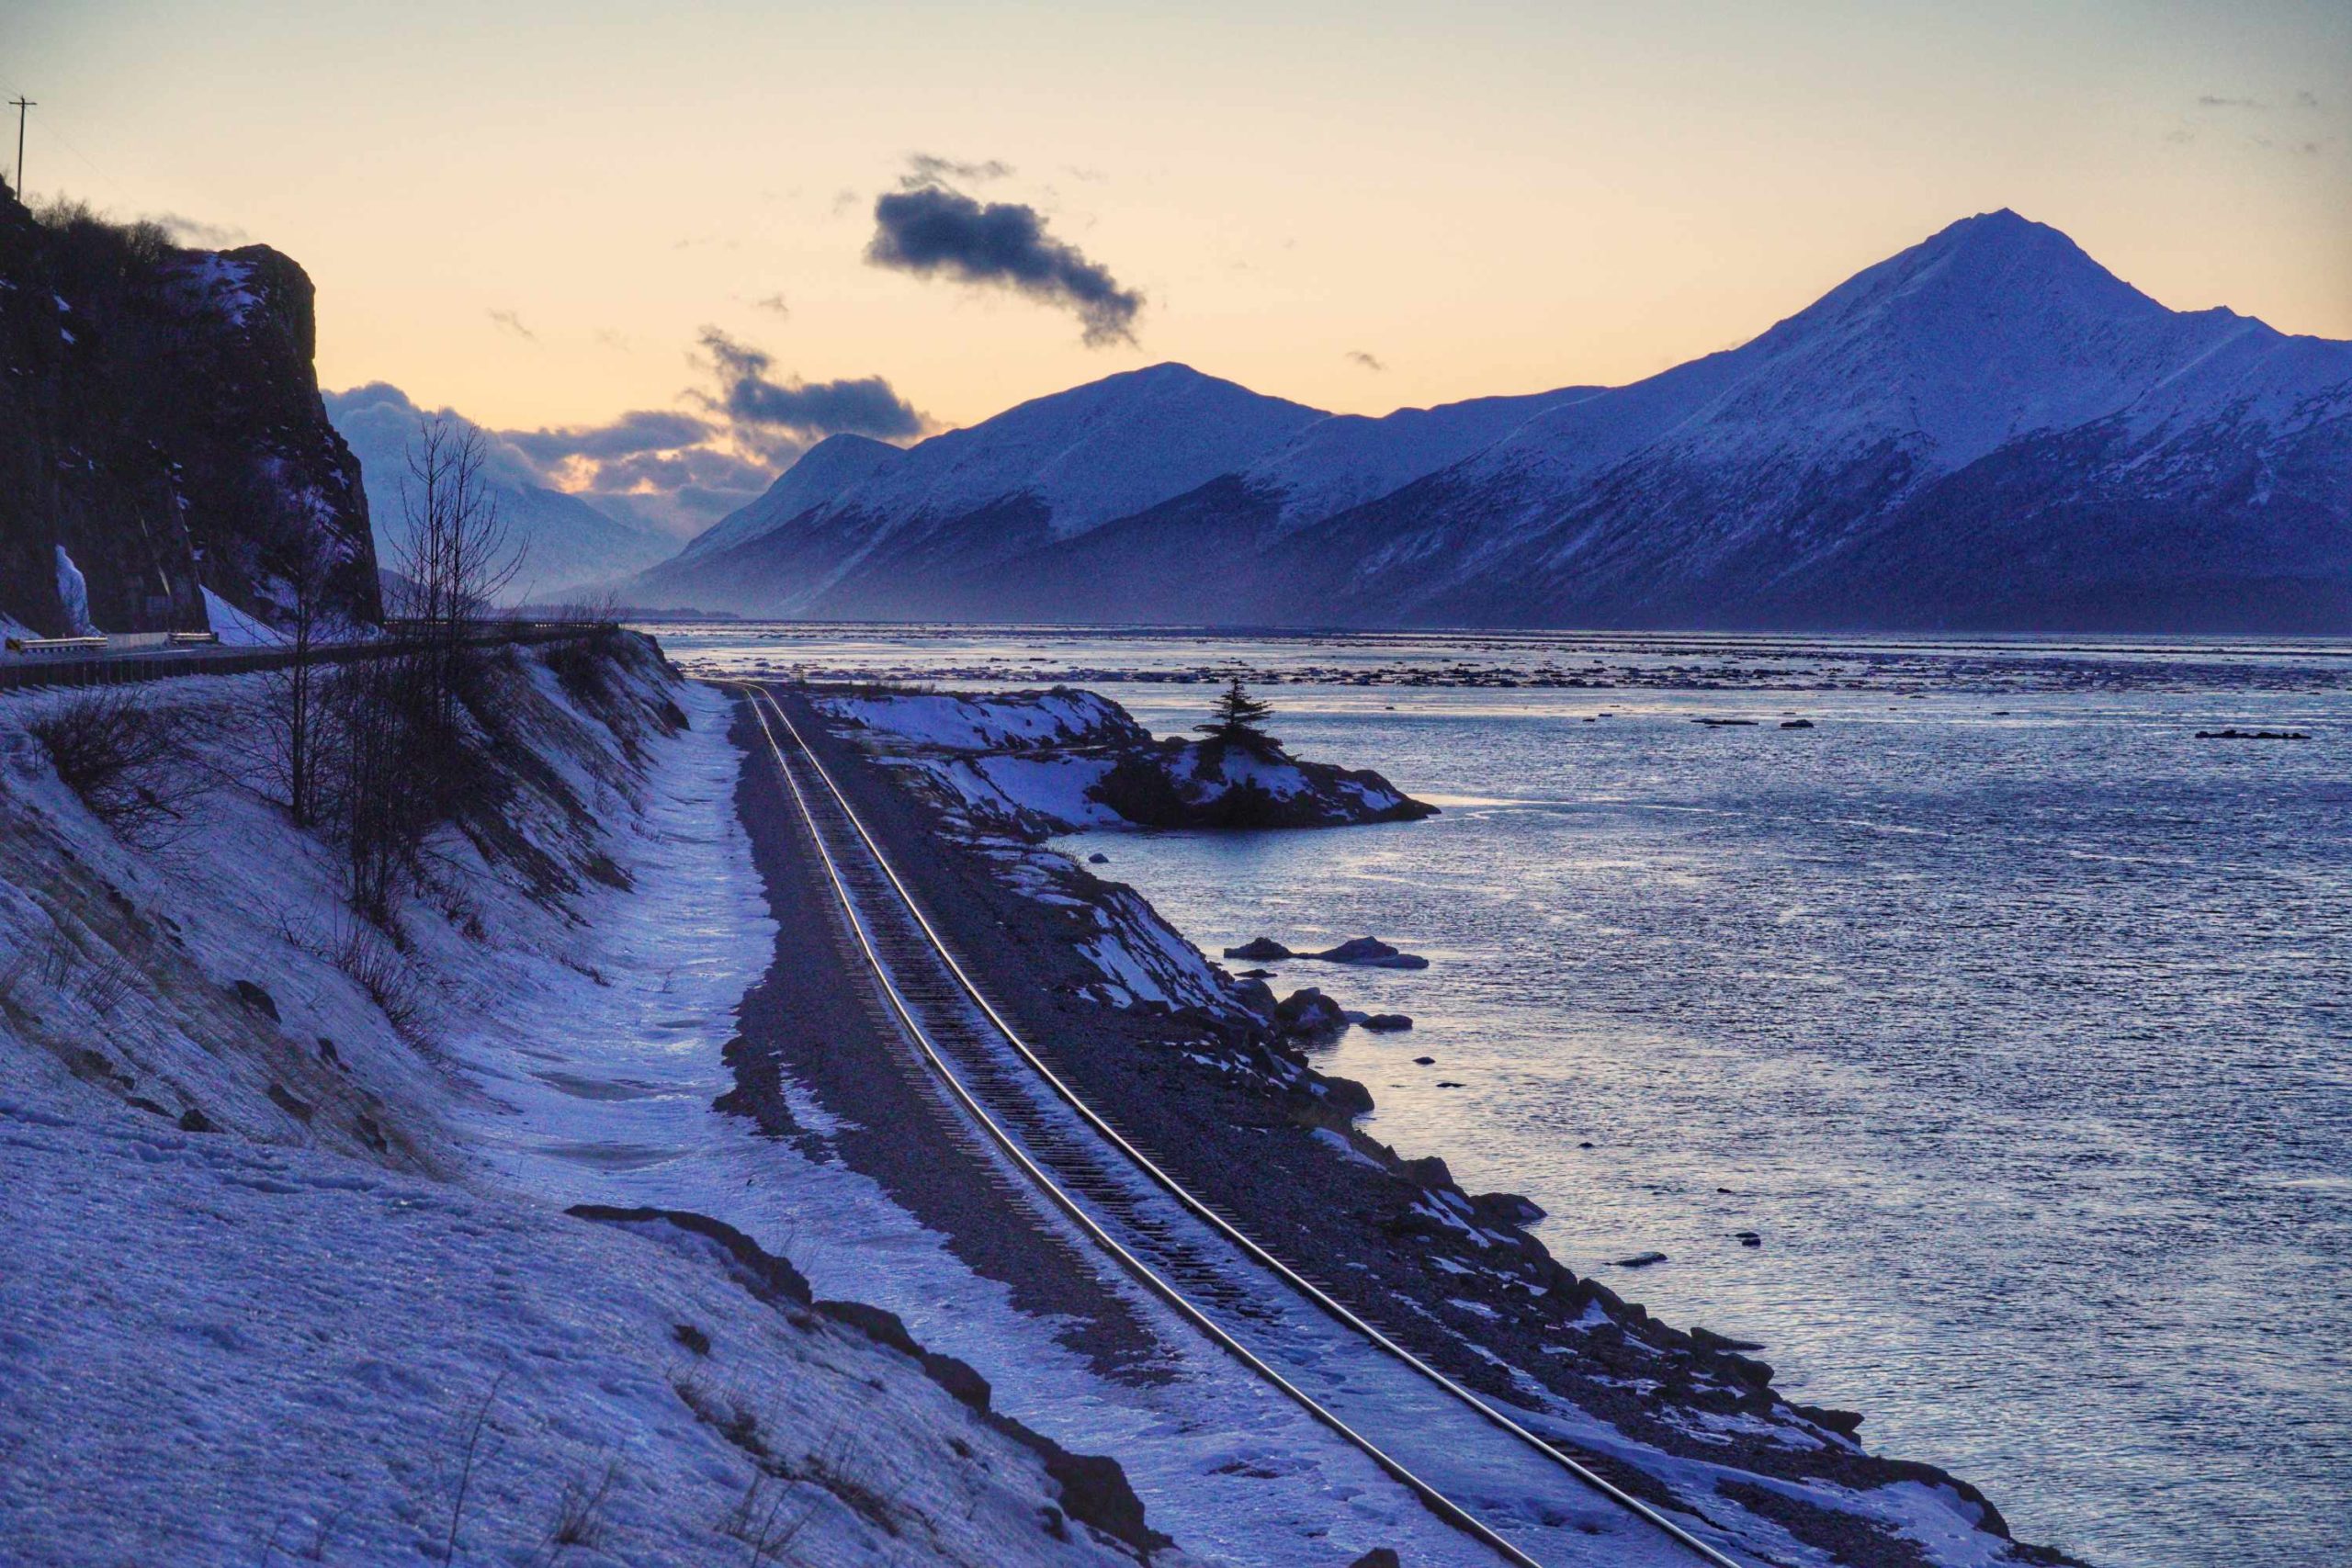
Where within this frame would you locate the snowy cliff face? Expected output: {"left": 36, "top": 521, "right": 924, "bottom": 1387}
{"left": 625, "top": 211, "right": 2351, "bottom": 632}
{"left": 0, "top": 187, "right": 379, "bottom": 637}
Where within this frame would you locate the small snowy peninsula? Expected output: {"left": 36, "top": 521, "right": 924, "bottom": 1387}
{"left": 818, "top": 683, "right": 1436, "bottom": 836}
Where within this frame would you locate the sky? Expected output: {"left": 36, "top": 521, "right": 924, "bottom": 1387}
{"left": 8, "top": 0, "right": 2350, "bottom": 535}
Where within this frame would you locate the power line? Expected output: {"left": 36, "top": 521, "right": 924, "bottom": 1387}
{"left": 0, "top": 79, "right": 139, "bottom": 210}
{"left": 8, "top": 96, "right": 30, "bottom": 195}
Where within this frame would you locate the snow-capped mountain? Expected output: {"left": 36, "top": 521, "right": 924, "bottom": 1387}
{"left": 663, "top": 431, "right": 908, "bottom": 568}
{"left": 325, "top": 383, "right": 686, "bottom": 604}
{"left": 1263, "top": 209, "right": 2352, "bottom": 629}
{"left": 624, "top": 211, "right": 2352, "bottom": 631}
{"left": 625, "top": 363, "right": 1326, "bottom": 615}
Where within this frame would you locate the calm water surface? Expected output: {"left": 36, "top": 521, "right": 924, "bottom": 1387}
{"left": 668, "top": 626, "right": 2350, "bottom": 1568}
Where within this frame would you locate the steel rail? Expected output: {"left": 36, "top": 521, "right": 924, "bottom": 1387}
{"left": 727, "top": 682, "right": 1550, "bottom": 1567}
{"left": 737, "top": 681, "right": 1750, "bottom": 1567}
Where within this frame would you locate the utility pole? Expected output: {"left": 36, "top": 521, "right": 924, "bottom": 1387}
{"left": 7, "top": 96, "right": 29, "bottom": 196}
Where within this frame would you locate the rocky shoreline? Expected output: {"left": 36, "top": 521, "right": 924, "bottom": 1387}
{"left": 817, "top": 685, "right": 1435, "bottom": 835}
{"left": 777, "top": 682, "right": 2082, "bottom": 1568}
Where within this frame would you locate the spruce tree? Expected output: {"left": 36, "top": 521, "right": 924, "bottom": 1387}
{"left": 1196, "top": 676, "right": 1278, "bottom": 755}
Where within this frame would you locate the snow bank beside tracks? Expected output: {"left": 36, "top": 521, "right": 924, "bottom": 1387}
{"left": 0, "top": 640, "right": 1173, "bottom": 1568}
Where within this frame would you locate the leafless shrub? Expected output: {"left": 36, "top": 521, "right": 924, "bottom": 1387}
{"left": 29, "top": 691, "right": 210, "bottom": 843}
{"left": 799, "top": 1427, "right": 900, "bottom": 1538}
{"left": 325, "top": 919, "right": 427, "bottom": 1040}
{"left": 718, "top": 1474, "right": 815, "bottom": 1564}
{"left": 0, "top": 919, "right": 138, "bottom": 1019}
{"left": 0, "top": 923, "right": 75, "bottom": 1003}
{"left": 545, "top": 1456, "right": 623, "bottom": 1558}
{"left": 70, "top": 949, "right": 140, "bottom": 1016}
{"left": 544, "top": 637, "right": 615, "bottom": 714}
{"left": 254, "top": 503, "right": 345, "bottom": 829}
{"left": 436, "top": 1371, "right": 507, "bottom": 1568}
{"left": 390, "top": 417, "right": 524, "bottom": 735}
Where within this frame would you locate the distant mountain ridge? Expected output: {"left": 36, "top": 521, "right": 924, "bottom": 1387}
{"left": 325, "top": 383, "right": 685, "bottom": 604}
{"left": 622, "top": 211, "right": 2352, "bottom": 632}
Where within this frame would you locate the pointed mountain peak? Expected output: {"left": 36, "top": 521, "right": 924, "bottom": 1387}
{"left": 1917, "top": 208, "right": 2090, "bottom": 265}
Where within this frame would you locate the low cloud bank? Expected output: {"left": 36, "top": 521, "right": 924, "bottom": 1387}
{"left": 326, "top": 334, "right": 927, "bottom": 545}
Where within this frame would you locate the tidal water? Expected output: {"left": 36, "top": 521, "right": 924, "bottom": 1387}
{"left": 665, "top": 625, "right": 2350, "bottom": 1568}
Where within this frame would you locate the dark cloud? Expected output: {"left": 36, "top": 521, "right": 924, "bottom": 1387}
{"left": 1346, "top": 350, "right": 1386, "bottom": 372}
{"left": 585, "top": 446, "right": 772, "bottom": 496}
{"left": 752, "top": 293, "right": 790, "bottom": 316}
{"left": 2199, "top": 95, "right": 2266, "bottom": 109}
{"left": 503, "top": 410, "right": 713, "bottom": 466}
{"left": 905, "top": 153, "right": 1013, "bottom": 186}
{"left": 695, "top": 327, "right": 927, "bottom": 442}
{"left": 867, "top": 184, "right": 1143, "bottom": 346}
{"left": 2295, "top": 90, "right": 2321, "bottom": 109}
{"left": 146, "top": 211, "right": 247, "bottom": 247}
{"left": 488, "top": 309, "right": 538, "bottom": 342}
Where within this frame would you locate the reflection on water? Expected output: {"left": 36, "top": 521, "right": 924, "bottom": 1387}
{"left": 670, "top": 625, "right": 2349, "bottom": 1568}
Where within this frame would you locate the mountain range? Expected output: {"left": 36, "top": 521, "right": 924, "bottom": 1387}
{"left": 324, "top": 383, "right": 687, "bottom": 605}
{"left": 618, "top": 210, "right": 2351, "bottom": 633}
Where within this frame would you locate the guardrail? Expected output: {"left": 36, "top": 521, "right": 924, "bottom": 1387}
{"left": 0, "top": 621, "right": 619, "bottom": 694}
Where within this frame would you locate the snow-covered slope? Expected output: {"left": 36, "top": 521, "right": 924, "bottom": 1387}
{"left": 1243, "top": 384, "right": 1602, "bottom": 532}
{"left": 0, "top": 646, "right": 1192, "bottom": 1567}
{"left": 623, "top": 364, "right": 1327, "bottom": 615}
{"left": 842, "top": 363, "right": 1327, "bottom": 544}
{"left": 666, "top": 431, "right": 909, "bottom": 567}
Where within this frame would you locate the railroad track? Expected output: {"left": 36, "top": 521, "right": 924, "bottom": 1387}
{"left": 729, "top": 681, "right": 1747, "bottom": 1568}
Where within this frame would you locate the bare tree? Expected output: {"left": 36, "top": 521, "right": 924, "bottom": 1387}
{"left": 258, "top": 516, "right": 339, "bottom": 829}
{"left": 391, "top": 418, "right": 523, "bottom": 733}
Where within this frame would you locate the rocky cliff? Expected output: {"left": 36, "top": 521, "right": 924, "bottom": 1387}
{"left": 0, "top": 183, "right": 377, "bottom": 637}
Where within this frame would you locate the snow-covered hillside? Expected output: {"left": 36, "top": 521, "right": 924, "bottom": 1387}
{"left": 1242, "top": 384, "right": 1601, "bottom": 531}
{"left": 0, "top": 645, "right": 1186, "bottom": 1567}
{"left": 620, "top": 210, "right": 2352, "bottom": 632}
{"left": 627, "top": 365, "right": 1329, "bottom": 615}
{"left": 665, "top": 431, "right": 909, "bottom": 567}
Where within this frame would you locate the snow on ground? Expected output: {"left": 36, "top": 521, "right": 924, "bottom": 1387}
{"left": 200, "top": 585, "right": 284, "bottom": 647}
{"left": 0, "top": 657, "right": 1495, "bottom": 1568}
{"left": 0, "top": 1107, "right": 1154, "bottom": 1568}
{"left": 435, "top": 681, "right": 1495, "bottom": 1566}
{"left": 0, "top": 659, "right": 1169, "bottom": 1567}
{"left": 822, "top": 688, "right": 1139, "bottom": 753}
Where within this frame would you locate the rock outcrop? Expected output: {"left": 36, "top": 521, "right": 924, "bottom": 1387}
{"left": 0, "top": 183, "right": 377, "bottom": 637}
